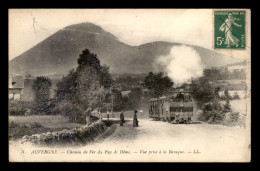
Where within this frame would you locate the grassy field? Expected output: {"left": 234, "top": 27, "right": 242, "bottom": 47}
{"left": 8, "top": 110, "right": 149, "bottom": 140}
{"left": 9, "top": 115, "right": 82, "bottom": 129}
{"left": 9, "top": 115, "right": 83, "bottom": 140}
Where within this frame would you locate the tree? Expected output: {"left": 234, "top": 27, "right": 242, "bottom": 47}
{"left": 100, "top": 65, "right": 113, "bottom": 89}
{"left": 203, "top": 68, "right": 222, "bottom": 80}
{"left": 77, "top": 49, "right": 113, "bottom": 88}
{"left": 233, "top": 92, "right": 240, "bottom": 99}
{"left": 75, "top": 66, "right": 101, "bottom": 114}
{"left": 224, "top": 89, "right": 231, "bottom": 100}
{"left": 54, "top": 69, "right": 79, "bottom": 118}
{"left": 110, "top": 89, "right": 123, "bottom": 111}
{"left": 75, "top": 49, "right": 113, "bottom": 114}
{"left": 224, "top": 98, "right": 231, "bottom": 112}
{"left": 54, "top": 48, "right": 113, "bottom": 123}
{"left": 55, "top": 69, "right": 77, "bottom": 102}
{"left": 127, "top": 87, "right": 142, "bottom": 109}
{"left": 191, "top": 76, "right": 216, "bottom": 107}
{"left": 223, "top": 89, "right": 232, "bottom": 112}
{"left": 32, "top": 76, "right": 52, "bottom": 103}
{"left": 144, "top": 72, "right": 173, "bottom": 97}
{"left": 32, "top": 76, "right": 52, "bottom": 114}
{"left": 191, "top": 76, "right": 226, "bottom": 122}
{"left": 77, "top": 49, "right": 101, "bottom": 71}
{"left": 121, "top": 96, "right": 129, "bottom": 110}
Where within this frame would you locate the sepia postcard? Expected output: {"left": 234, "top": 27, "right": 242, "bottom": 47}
{"left": 8, "top": 9, "right": 251, "bottom": 162}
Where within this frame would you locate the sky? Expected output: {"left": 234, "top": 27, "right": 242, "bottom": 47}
{"left": 9, "top": 9, "right": 213, "bottom": 61}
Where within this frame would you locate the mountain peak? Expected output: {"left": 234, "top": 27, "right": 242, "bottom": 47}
{"left": 63, "top": 22, "right": 118, "bottom": 40}
{"left": 64, "top": 22, "right": 101, "bottom": 31}
{"left": 9, "top": 22, "right": 243, "bottom": 76}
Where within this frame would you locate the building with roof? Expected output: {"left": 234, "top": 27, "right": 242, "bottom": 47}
{"left": 227, "top": 65, "right": 246, "bottom": 73}
{"left": 9, "top": 75, "right": 24, "bottom": 101}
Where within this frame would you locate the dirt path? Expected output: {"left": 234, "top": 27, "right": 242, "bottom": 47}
{"left": 9, "top": 118, "right": 250, "bottom": 162}
{"left": 80, "top": 118, "right": 250, "bottom": 162}
{"left": 91, "top": 118, "right": 248, "bottom": 147}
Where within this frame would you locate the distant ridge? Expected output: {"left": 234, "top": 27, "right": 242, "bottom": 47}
{"left": 9, "top": 22, "right": 243, "bottom": 77}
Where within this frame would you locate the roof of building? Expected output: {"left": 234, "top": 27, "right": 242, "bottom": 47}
{"left": 227, "top": 65, "right": 246, "bottom": 70}
{"left": 9, "top": 76, "right": 24, "bottom": 89}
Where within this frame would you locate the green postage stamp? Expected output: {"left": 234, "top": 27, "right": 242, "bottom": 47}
{"left": 214, "top": 10, "right": 246, "bottom": 49}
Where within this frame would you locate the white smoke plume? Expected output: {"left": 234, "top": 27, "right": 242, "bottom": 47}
{"left": 155, "top": 45, "right": 204, "bottom": 85}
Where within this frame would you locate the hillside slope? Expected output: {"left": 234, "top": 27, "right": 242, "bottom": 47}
{"left": 9, "top": 22, "right": 242, "bottom": 76}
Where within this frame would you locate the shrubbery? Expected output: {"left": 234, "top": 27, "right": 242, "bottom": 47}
{"left": 9, "top": 121, "right": 43, "bottom": 139}
{"left": 9, "top": 101, "right": 32, "bottom": 116}
{"left": 191, "top": 75, "right": 244, "bottom": 126}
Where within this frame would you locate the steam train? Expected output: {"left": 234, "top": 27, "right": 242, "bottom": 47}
{"left": 149, "top": 91, "right": 195, "bottom": 123}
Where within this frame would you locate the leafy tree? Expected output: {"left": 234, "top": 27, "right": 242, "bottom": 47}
{"left": 224, "top": 89, "right": 231, "bottom": 100}
{"left": 75, "top": 66, "right": 101, "bottom": 114}
{"left": 127, "top": 87, "right": 142, "bottom": 109}
{"left": 121, "top": 96, "right": 129, "bottom": 110}
{"left": 214, "top": 87, "right": 221, "bottom": 97}
{"left": 144, "top": 72, "right": 173, "bottom": 97}
{"left": 191, "top": 76, "right": 227, "bottom": 122}
{"left": 32, "top": 76, "right": 52, "bottom": 103}
{"left": 203, "top": 68, "right": 222, "bottom": 80}
{"left": 191, "top": 76, "right": 217, "bottom": 107}
{"left": 55, "top": 69, "right": 77, "bottom": 102}
{"left": 32, "top": 76, "right": 52, "bottom": 114}
{"left": 77, "top": 49, "right": 101, "bottom": 71}
{"left": 233, "top": 92, "right": 240, "bottom": 99}
{"left": 110, "top": 89, "right": 123, "bottom": 111}
{"left": 113, "top": 75, "right": 143, "bottom": 91}
{"left": 224, "top": 98, "right": 231, "bottom": 112}
{"left": 77, "top": 49, "right": 112, "bottom": 88}
{"left": 223, "top": 89, "right": 232, "bottom": 112}
{"left": 100, "top": 65, "right": 113, "bottom": 89}
{"left": 54, "top": 48, "right": 112, "bottom": 122}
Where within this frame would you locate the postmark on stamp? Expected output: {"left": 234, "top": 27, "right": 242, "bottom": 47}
{"left": 214, "top": 10, "right": 246, "bottom": 50}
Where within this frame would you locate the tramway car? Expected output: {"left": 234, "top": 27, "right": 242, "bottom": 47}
{"left": 149, "top": 91, "right": 195, "bottom": 123}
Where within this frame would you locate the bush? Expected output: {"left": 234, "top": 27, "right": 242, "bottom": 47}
{"left": 228, "top": 112, "right": 239, "bottom": 122}
{"left": 233, "top": 93, "right": 240, "bottom": 100}
{"left": 9, "top": 121, "right": 20, "bottom": 128}
{"left": 31, "top": 99, "right": 56, "bottom": 115}
{"left": 9, "top": 101, "right": 31, "bottom": 116}
{"left": 9, "top": 121, "right": 29, "bottom": 139}
{"left": 223, "top": 99, "right": 231, "bottom": 112}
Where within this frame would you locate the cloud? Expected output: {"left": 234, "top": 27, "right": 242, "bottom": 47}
{"left": 155, "top": 45, "right": 203, "bottom": 85}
